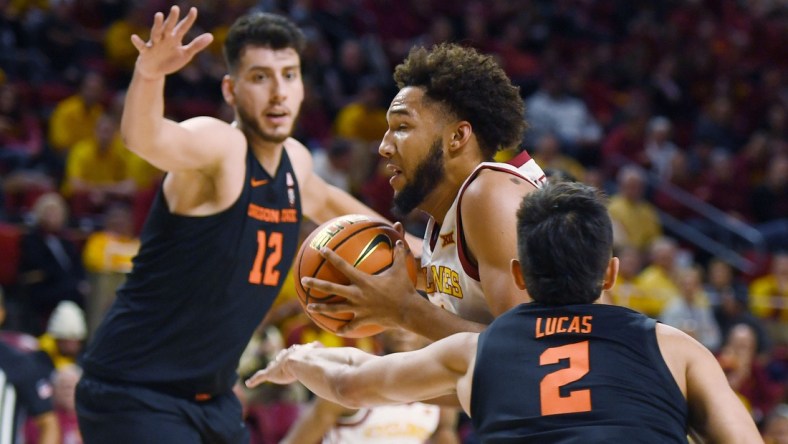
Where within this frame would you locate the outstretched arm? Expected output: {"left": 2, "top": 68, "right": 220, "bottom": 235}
{"left": 246, "top": 333, "right": 477, "bottom": 412}
{"left": 121, "top": 6, "right": 234, "bottom": 173}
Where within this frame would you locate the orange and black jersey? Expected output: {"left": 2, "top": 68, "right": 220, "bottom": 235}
{"left": 82, "top": 147, "right": 301, "bottom": 398}
{"left": 471, "top": 303, "right": 688, "bottom": 443}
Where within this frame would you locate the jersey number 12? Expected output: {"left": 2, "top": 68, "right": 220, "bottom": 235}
{"left": 248, "top": 230, "right": 283, "bottom": 286}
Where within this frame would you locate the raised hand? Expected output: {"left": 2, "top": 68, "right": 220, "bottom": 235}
{"left": 130, "top": 6, "right": 214, "bottom": 80}
{"left": 302, "top": 240, "right": 421, "bottom": 335}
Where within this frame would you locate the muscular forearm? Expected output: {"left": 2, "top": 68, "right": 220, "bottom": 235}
{"left": 121, "top": 70, "right": 167, "bottom": 155}
{"left": 401, "top": 295, "right": 486, "bottom": 341}
{"left": 285, "top": 347, "right": 377, "bottom": 408}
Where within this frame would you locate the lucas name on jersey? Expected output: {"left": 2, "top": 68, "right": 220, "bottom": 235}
{"left": 535, "top": 315, "right": 593, "bottom": 338}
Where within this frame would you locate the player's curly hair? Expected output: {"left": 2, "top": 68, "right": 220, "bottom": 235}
{"left": 224, "top": 12, "right": 305, "bottom": 74}
{"left": 393, "top": 43, "right": 526, "bottom": 160}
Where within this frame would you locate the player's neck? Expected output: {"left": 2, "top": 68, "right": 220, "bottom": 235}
{"left": 250, "top": 140, "right": 285, "bottom": 177}
{"left": 420, "top": 181, "right": 461, "bottom": 223}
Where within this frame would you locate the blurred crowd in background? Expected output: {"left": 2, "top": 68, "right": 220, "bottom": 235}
{"left": 0, "top": 0, "right": 786, "bottom": 442}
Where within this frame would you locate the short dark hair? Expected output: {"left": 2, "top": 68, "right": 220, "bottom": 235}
{"left": 517, "top": 182, "right": 612, "bottom": 305}
{"left": 223, "top": 12, "right": 306, "bottom": 74}
{"left": 393, "top": 43, "right": 526, "bottom": 160}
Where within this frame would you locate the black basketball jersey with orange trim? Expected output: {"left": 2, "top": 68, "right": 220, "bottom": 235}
{"left": 82, "top": 147, "right": 301, "bottom": 397}
{"left": 471, "top": 303, "right": 689, "bottom": 443}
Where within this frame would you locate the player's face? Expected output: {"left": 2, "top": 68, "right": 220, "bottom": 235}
{"left": 225, "top": 46, "right": 304, "bottom": 144}
{"left": 379, "top": 87, "right": 447, "bottom": 215}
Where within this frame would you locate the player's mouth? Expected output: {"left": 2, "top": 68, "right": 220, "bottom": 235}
{"left": 265, "top": 109, "right": 290, "bottom": 125}
{"left": 386, "top": 163, "right": 404, "bottom": 187}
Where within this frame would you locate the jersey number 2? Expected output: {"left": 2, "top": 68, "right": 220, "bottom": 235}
{"left": 248, "top": 230, "right": 283, "bottom": 286}
{"left": 539, "top": 340, "right": 591, "bottom": 416}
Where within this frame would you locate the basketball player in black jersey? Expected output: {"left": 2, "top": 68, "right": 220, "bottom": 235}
{"left": 248, "top": 182, "right": 761, "bottom": 443}
{"left": 75, "top": 7, "right": 412, "bottom": 444}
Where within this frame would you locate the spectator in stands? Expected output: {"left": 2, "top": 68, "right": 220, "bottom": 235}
{"left": 607, "top": 165, "right": 663, "bottom": 252}
{"left": 524, "top": 73, "right": 602, "bottom": 157}
{"left": 323, "top": 39, "right": 387, "bottom": 113}
{"left": 332, "top": 76, "right": 389, "bottom": 145}
{"left": 752, "top": 154, "right": 788, "bottom": 252}
{"left": 81, "top": 203, "right": 139, "bottom": 335}
{"left": 18, "top": 193, "right": 87, "bottom": 334}
{"left": 643, "top": 116, "right": 680, "bottom": 180}
{"left": 37, "top": 300, "right": 86, "bottom": 371}
{"left": 749, "top": 252, "right": 788, "bottom": 345}
{"left": 600, "top": 103, "right": 650, "bottom": 177}
{"left": 606, "top": 245, "right": 647, "bottom": 311}
{"left": 102, "top": 3, "right": 150, "bottom": 76}
{"left": 529, "top": 132, "right": 585, "bottom": 185}
{"left": 34, "top": 0, "right": 83, "bottom": 84}
{"left": 694, "top": 96, "right": 741, "bottom": 153}
{"left": 693, "top": 150, "right": 751, "bottom": 222}
{"left": 47, "top": 71, "right": 106, "bottom": 154}
{"left": 734, "top": 132, "right": 771, "bottom": 188}
{"left": 706, "top": 258, "right": 771, "bottom": 356}
{"left": 648, "top": 56, "right": 687, "bottom": 121}
{"left": 660, "top": 265, "right": 721, "bottom": 351}
{"left": 0, "top": 82, "right": 44, "bottom": 173}
{"left": 311, "top": 138, "right": 355, "bottom": 193}
{"left": 763, "top": 404, "right": 788, "bottom": 444}
{"left": 718, "top": 323, "right": 785, "bottom": 425}
{"left": 61, "top": 112, "right": 136, "bottom": 220}
{"left": 652, "top": 150, "right": 700, "bottom": 221}
{"left": 0, "top": 288, "right": 60, "bottom": 444}
{"left": 635, "top": 236, "right": 682, "bottom": 317}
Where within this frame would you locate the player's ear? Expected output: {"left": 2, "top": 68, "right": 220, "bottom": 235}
{"left": 448, "top": 121, "right": 472, "bottom": 152}
{"left": 221, "top": 74, "right": 236, "bottom": 106}
{"left": 602, "top": 257, "right": 619, "bottom": 291}
{"left": 511, "top": 259, "right": 526, "bottom": 290}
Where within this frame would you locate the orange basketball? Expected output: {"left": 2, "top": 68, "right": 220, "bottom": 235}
{"left": 294, "top": 215, "right": 418, "bottom": 338}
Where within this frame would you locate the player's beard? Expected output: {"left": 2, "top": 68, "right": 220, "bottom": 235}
{"left": 236, "top": 105, "right": 296, "bottom": 144}
{"left": 392, "top": 138, "right": 444, "bottom": 217}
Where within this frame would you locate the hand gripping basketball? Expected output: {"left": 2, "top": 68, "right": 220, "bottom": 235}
{"left": 295, "top": 215, "right": 418, "bottom": 338}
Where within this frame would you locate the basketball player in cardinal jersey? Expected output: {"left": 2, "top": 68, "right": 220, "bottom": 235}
{"left": 248, "top": 182, "right": 761, "bottom": 443}
{"left": 304, "top": 43, "right": 546, "bottom": 340}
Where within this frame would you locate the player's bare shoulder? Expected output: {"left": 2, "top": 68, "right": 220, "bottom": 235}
{"left": 181, "top": 116, "right": 247, "bottom": 155}
{"left": 654, "top": 322, "right": 699, "bottom": 397}
{"left": 163, "top": 117, "right": 248, "bottom": 215}
{"left": 462, "top": 168, "right": 535, "bottom": 216}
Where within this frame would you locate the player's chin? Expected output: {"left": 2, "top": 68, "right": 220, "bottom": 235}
{"left": 262, "top": 129, "right": 292, "bottom": 144}
{"left": 389, "top": 174, "right": 406, "bottom": 191}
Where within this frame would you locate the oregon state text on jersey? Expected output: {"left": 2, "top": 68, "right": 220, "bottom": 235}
{"left": 81, "top": 147, "right": 302, "bottom": 398}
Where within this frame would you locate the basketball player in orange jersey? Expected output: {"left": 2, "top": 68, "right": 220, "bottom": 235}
{"left": 304, "top": 43, "right": 546, "bottom": 340}
{"left": 248, "top": 182, "right": 761, "bottom": 443}
{"left": 76, "top": 7, "right": 417, "bottom": 443}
